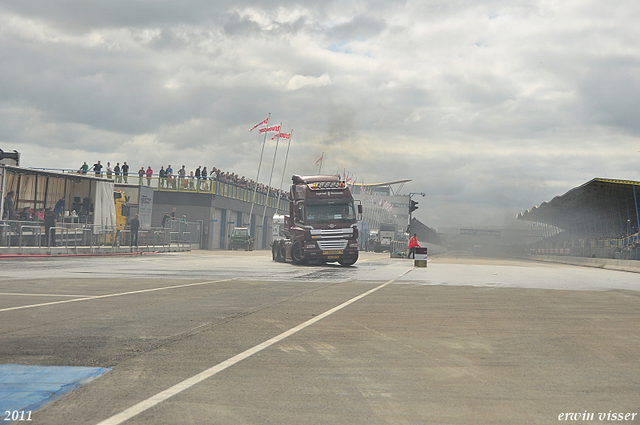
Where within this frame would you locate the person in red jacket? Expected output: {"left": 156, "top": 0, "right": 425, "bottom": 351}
{"left": 407, "top": 233, "right": 420, "bottom": 259}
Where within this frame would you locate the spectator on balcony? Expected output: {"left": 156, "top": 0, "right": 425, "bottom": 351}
{"left": 158, "top": 166, "right": 166, "bottom": 188}
{"left": 114, "top": 162, "right": 121, "bottom": 183}
{"left": 138, "top": 167, "right": 145, "bottom": 185}
{"left": 121, "top": 162, "right": 129, "bottom": 183}
{"left": 146, "top": 166, "right": 153, "bottom": 186}
{"left": 178, "top": 165, "right": 186, "bottom": 188}
{"left": 93, "top": 161, "right": 103, "bottom": 177}
{"left": 188, "top": 171, "right": 196, "bottom": 190}
{"left": 166, "top": 165, "right": 174, "bottom": 189}
{"left": 200, "top": 167, "right": 208, "bottom": 190}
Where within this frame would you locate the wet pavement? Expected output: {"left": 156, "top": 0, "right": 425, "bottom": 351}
{"left": 0, "top": 251, "right": 638, "bottom": 424}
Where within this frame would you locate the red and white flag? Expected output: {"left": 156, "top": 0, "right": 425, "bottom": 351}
{"left": 259, "top": 125, "right": 281, "bottom": 133}
{"left": 249, "top": 117, "right": 269, "bottom": 132}
{"left": 271, "top": 132, "right": 291, "bottom": 140}
{"left": 315, "top": 155, "right": 323, "bottom": 166}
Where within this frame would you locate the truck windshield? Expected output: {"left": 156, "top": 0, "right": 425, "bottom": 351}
{"left": 304, "top": 203, "right": 355, "bottom": 222}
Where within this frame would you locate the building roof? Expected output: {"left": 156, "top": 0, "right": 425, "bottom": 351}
{"left": 517, "top": 178, "right": 640, "bottom": 238}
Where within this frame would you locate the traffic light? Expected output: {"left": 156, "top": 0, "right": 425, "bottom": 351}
{"left": 410, "top": 200, "right": 419, "bottom": 213}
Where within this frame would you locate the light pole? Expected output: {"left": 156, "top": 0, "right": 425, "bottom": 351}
{"left": 408, "top": 192, "right": 425, "bottom": 234}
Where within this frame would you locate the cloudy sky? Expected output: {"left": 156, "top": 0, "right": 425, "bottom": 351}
{"left": 1, "top": 0, "right": 639, "bottom": 228}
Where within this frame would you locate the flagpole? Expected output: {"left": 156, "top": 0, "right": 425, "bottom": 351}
{"left": 318, "top": 152, "right": 324, "bottom": 174}
{"left": 249, "top": 112, "right": 270, "bottom": 234}
{"left": 261, "top": 123, "right": 282, "bottom": 231}
{"left": 276, "top": 129, "right": 293, "bottom": 213}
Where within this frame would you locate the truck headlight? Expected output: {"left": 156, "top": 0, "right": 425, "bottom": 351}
{"left": 305, "top": 244, "right": 316, "bottom": 249}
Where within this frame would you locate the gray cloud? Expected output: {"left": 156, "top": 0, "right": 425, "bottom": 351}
{"left": 1, "top": 0, "right": 639, "bottom": 227}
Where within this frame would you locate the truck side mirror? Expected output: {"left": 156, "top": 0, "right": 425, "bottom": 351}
{"left": 358, "top": 204, "right": 363, "bottom": 214}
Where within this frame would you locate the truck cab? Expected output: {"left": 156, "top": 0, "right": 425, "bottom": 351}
{"left": 273, "top": 174, "right": 362, "bottom": 266}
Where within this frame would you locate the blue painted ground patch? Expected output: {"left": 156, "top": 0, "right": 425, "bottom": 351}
{"left": 0, "top": 364, "right": 111, "bottom": 413}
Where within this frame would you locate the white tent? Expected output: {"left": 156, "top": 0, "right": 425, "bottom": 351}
{"left": 94, "top": 180, "right": 116, "bottom": 230}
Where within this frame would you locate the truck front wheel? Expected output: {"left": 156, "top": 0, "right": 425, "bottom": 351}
{"left": 339, "top": 256, "right": 358, "bottom": 266}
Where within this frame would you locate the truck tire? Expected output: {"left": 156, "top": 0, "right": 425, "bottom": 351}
{"left": 339, "top": 253, "right": 358, "bottom": 266}
{"left": 291, "top": 241, "right": 304, "bottom": 265}
{"left": 273, "top": 240, "right": 282, "bottom": 262}
{"left": 278, "top": 241, "right": 286, "bottom": 262}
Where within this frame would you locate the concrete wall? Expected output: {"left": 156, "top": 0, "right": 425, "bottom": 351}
{"left": 529, "top": 255, "right": 640, "bottom": 273}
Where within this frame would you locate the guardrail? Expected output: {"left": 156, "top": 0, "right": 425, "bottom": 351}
{"left": 0, "top": 223, "right": 11, "bottom": 247}
{"left": 153, "top": 176, "right": 289, "bottom": 212}
{"left": 0, "top": 220, "right": 194, "bottom": 255}
{"left": 46, "top": 226, "right": 69, "bottom": 252}
{"left": 19, "top": 225, "right": 43, "bottom": 249}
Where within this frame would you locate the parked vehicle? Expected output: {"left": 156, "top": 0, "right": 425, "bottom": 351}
{"left": 228, "top": 227, "right": 253, "bottom": 250}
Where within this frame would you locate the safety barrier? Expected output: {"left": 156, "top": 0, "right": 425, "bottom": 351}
{"left": 0, "top": 223, "right": 11, "bottom": 247}
{"left": 19, "top": 225, "right": 43, "bottom": 249}
{"left": 0, "top": 220, "right": 193, "bottom": 255}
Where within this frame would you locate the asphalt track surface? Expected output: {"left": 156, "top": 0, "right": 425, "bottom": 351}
{"left": 1, "top": 251, "right": 639, "bottom": 424}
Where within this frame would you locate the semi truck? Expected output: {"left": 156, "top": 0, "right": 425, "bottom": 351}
{"left": 272, "top": 174, "right": 362, "bottom": 266}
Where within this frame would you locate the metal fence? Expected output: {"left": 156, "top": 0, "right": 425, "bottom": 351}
{"left": 0, "top": 219, "right": 198, "bottom": 254}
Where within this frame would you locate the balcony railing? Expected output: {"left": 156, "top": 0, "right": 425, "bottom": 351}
{"left": 59, "top": 169, "right": 290, "bottom": 212}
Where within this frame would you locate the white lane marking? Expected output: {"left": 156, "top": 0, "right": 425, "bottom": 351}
{"left": 0, "top": 279, "right": 235, "bottom": 313}
{"left": 0, "top": 292, "right": 93, "bottom": 298}
{"left": 95, "top": 268, "right": 414, "bottom": 425}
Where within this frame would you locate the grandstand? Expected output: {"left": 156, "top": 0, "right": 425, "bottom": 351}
{"left": 517, "top": 178, "right": 640, "bottom": 260}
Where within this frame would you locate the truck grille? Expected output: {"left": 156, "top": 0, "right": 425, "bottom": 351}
{"left": 317, "top": 239, "right": 348, "bottom": 250}
{"left": 310, "top": 228, "right": 354, "bottom": 236}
